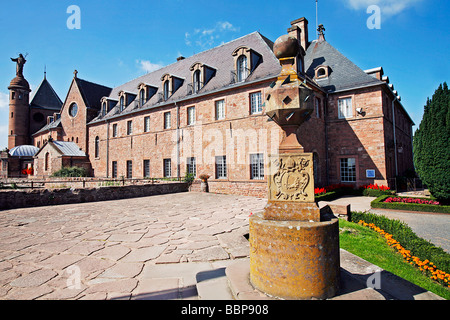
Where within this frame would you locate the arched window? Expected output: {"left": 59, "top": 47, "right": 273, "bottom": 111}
{"left": 120, "top": 96, "right": 125, "bottom": 111}
{"left": 163, "top": 80, "right": 170, "bottom": 100}
{"left": 139, "top": 89, "right": 145, "bottom": 106}
{"left": 95, "top": 136, "right": 100, "bottom": 158}
{"left": 193, "top": 70, "right": 201, "bottom": 93}
{"left": 237, "top": 55, "right": 248, "bottom": 82}
{"left": 45, "top": 152, "right": 49, "bottom": 171}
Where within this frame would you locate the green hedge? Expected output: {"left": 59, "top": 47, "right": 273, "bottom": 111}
{"left": 371, "top": 195, "right": 450, "bottom": 214}
{"left": 51, "top": 166, "right": 88, "bottom": 178}
{"left": 362, "top": 188, "right": 394, "bottom": 197}
{"left": 350, "top": 211, "right": 450, "bottom": 275}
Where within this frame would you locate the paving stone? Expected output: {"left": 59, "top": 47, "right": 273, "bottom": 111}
{"left": 92, "top": 245, "right": 131, "bottom": 261}
{"left": 187, "top": 246, "right": 230, "bottom": 262}
{"left": 121, "top": 245, "right": 167, "bottom": 262}
{"left": 84, "top": 278, "right": 138, "bottom": 295}
{"left": 10, "top": 269, "right": 58, "bottom": 288}
{"left": 132, "top": 278, "right": 180, "bottom": 300}
{"left": 108, "top": 233, "right": 144, "bottom": 243}
{"left": 98, "top": 263, "right": 144, "bottom": 279}
{"left": 40, "top": 254, "right": 84, "bottom": 270}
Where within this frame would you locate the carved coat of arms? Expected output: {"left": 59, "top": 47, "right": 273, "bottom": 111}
{"left": 269, "top": 154, "right": 314, "bottom": 202}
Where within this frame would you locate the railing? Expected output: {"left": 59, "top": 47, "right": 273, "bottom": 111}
{"left": 0, "top": 176, "right": 184, "bottom": 190}
{"left": 230, "top": 68, "right": 251, "bottom": 84}
{"left": 187, "top": 82, "right": 203, "bottom": 95}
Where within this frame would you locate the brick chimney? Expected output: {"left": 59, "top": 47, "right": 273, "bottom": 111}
{"left": 288, "top": 18, "right": 309, "bottom": 51}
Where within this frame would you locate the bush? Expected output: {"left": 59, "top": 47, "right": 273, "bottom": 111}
{"left": 51, "top": 166, "right": 88, "bottom": 178}
{"left": 350, "top": 211, "right": 450, "bottom": 275}
{"left": 413, "top": 82, "right": 450, "bottom": 202}
{"left": 371, "top": 195, "right": 450, "bottom": 214}
{"left": 183, "top": 173, "right": 195, "bottom": 185}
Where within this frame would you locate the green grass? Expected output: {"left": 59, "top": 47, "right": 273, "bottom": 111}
{"left": 339, "top": 219, "right": 450, "bottom": 300}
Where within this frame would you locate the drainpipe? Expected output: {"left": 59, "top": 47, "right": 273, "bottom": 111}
{"left": 176, "top": 102, "right": 181, "bottom": 179}
{"left": 392, "top": 96, "right": 398, "bottom": 177}
{"left": 106, "top": 120, "right": 110, "bottom": 178}
{"left": 324, "top": 93, "right": 330, "bottom": 186}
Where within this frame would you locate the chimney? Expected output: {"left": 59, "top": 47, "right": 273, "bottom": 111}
{"left": 288, "top": 18, "right": 309, "bottom": 51}
{"left": 177, "top": 56, "right": 185, "bottom": 62}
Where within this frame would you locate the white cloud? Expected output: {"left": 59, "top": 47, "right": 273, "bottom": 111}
{"left": 136, "top": 60, "right": 164, "bottom": 73}
{"left": 345, "top": 0, "right": 423, "bottom": 16}
{"left": 185, "top": 21, "right": 240, "bottom": 49}
{"left": 0, "top": 92, "right": 9, "bottom": 109}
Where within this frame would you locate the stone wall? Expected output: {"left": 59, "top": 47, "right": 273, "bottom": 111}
{"left": 0, "top": 182, "right": 188, "bottom": 210}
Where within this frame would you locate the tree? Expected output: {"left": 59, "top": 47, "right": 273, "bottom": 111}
{"left": 413, "top": 82, "right": 450, "bottom": 202}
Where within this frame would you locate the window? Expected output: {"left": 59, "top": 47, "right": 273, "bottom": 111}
{"left": 120, "top": 96, "right": 125, "bottom": 111}
{"left": 187, "top": 106, "right": 195, "bottom": 126}
{"left": 237, "top": 55, "right": 248, "bottom": 82}
{"left": 340, "top": 158, "right": 356, "bottom": 182}
{"left": 127, "top": 120, "right": 133, "bottom": 135}
{"left": 215, "top": 100, "right": 225, "bottom": 120}
{"left": 215, "top": 156, "right": 227, "bottom": 179}
{"left": 69, "top": 103, "right": 78, "bottom": 117}
{"left": 164, "top": 112, "right": 171, "bottom": 129}
{"left": 143, "top": 160, "right": 150, "bottom": 178}
{"left": 112, "top": 161, "right": 118, "bottom": 178}
{"left": 126, "top": 160, "right": 133, "bottom": 179}
{"left": 193, "top": 70, "right": 201, "bottom": 93}
{"left": 163, "top": 80, "right": 170, "bottom": 101}
{"left": 250, "top": 92, "right": 262, "bottom": 114}
{"left": 45, "top": 152, "right": 50, "bottom": 171}
{"left": 112, "top": 124, "right": 118, "bottom": 137}
{"left": 315, "top": 98, "right": 321, "bottom": 118}
{"left": 250, "top": 154, "right": 264, "bottom": 180}
{"left": 144, "top": 116, "right": 150, "bottom": 132}
{"left": 102, "top": 102, "right": 107, "bottom": 116}
{"left": 139, "top": 89, "right": 146, "bottom": 106}
{"left": 186, "top": 157, "right": 196, "bottom": 177}
{"left": 338, "top": 97, "right": 353, "bottom": 119}
{"left": 164, "top": 159, "right": 172, "bottom": 178}
{"left": 95, "top": 136, "right": 100, "bottom": 158}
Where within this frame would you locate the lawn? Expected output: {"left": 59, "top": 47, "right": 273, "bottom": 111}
{"left": 339, "top": 218, "right": 450, "bottom": 300}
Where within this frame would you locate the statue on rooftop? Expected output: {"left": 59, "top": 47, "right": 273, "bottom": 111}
{"left": 11, "top": 53, "right": 27, "bottom": 77}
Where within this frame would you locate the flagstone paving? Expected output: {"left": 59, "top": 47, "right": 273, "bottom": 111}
{"left": 0, "top": 192, "right": 265, "bottom": 300}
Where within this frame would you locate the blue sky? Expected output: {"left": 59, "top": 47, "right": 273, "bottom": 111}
{"left": 0, "top": 0, "right": 448, "bottom": 149}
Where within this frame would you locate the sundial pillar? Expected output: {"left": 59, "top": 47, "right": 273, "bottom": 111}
{"left": 249, "top": 34, "right": 340, "bottom": 300}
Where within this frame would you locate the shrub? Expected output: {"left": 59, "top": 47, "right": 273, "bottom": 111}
{"left": 413, "top": 82, "right": 450, "bottom": 203}
{"left": 183, "top": 172, "right": 195, "bottom": 185}
{"left": 51, "top": 166, "right": 88, "bottom": 178}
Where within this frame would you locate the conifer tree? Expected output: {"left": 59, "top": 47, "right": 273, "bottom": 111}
{"left": 413, "top": 82, "right": 450, "bottom": 202}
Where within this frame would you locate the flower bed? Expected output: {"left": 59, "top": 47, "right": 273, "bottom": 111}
{"left": 361, "top": 184, "right": 393, "bottom": 197}
{"left": 358, "top": 219, "right": 450, "bottom": 289}
{"left": 314, "top": 184, "right": 356, "bottom": 202}
{"left": 371, "top": 195, "right": 450, "bottom": 214}
{"left": 384, "top": 197, "right": 440, "bottom": 206}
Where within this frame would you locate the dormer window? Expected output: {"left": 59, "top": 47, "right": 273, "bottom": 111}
{"left": 163, "top": 80, "right": 170, "bottom": 101}
{"left": 231, "top": 46, "right": 262, "bottom": 84}
{"left": 237, "top": 55, "right": 248, "bottom": 82}
{"left": 101, "top": 97, "right": 118, "bottom": 115}
{"left": 118, "top": 91, "right": 137, "bottom": 111}
{"left": 314, "top": 65, "right": 330, "bottom": 79}
{"left": 120, "top": 96, "right": 125, "bottom": 111}
{"left": 193, "top": 70, "right": 201, "bottom": 93}
{"left": 160, "top": 74, "right": 184, "bottom": 102}
{"left": 137, "top": 83, "right": 157, "bottom": 107}
{"left": 188, "top": 62, "right": 216, "bottom": 95}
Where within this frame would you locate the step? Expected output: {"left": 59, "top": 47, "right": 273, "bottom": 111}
{"left": 195, "top": 267, "right": 234, "bottom": 300}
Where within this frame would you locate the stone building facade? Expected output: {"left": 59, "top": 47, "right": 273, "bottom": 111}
{"left": 6, "top": 17, "right": 415, "bottom": 195}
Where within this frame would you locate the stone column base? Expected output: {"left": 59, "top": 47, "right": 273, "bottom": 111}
{"left": 249, "top": 212, "right": 340, "bottom": 300}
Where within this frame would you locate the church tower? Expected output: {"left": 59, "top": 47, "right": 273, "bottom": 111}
{"left": 8, "top": 54, "right": 31, "bottom": 149}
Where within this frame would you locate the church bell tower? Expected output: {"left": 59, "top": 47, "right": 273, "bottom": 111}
{"left": 8, "top": 54, "right": 31, "bottom": 149}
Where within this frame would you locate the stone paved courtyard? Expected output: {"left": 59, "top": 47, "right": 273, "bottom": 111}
{"left": 0, "top": 192, "right": 267, "bottom": 299}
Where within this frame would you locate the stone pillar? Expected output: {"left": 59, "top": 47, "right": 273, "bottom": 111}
{"left": 249, "top": 34, "right": 340, "bottom": 300}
